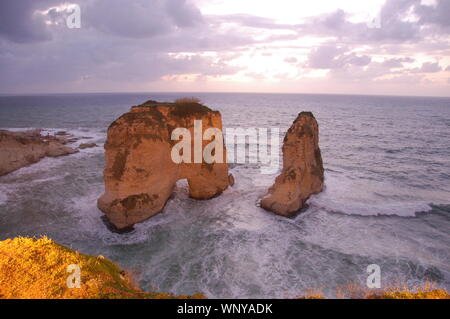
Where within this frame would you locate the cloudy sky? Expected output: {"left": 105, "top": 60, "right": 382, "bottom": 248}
{"left": 0, "top": 0, "right": 449, "bottom": 96}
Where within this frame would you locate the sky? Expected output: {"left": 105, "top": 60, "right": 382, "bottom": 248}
{"left": 0, "top": 0, "right": 449, "bottom": 96}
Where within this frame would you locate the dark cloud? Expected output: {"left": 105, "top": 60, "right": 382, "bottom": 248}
{"left": 165, "top": 0, "right": 203, "bottom": 27}
{"left": 345, "top": 53, "right": 371, "bottom": 67}
{"left": 415, "top": 0, "right": 450, "bottom": 28}
{"left": 307, "top": 9, "right": 348, "bottom": 33}
{"left": 0, "top": 0, "right": 253, "bottom": 93}
{"left": 381, "top": 57, "right": 415, "bottom": 68}
{"left": 296, "top": 1, "right": 421, "bottom": 43}
{"left": 83, "top": 0, "right": 202, "bottom": 38}
{"left": 411, "top": 62, "right": 442, "bottom": 73}
{"left": 0, "top": 0, "right": 53, "bottom": 43}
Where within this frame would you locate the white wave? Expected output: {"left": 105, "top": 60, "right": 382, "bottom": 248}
{"left": 0, "top": 189, "right": 8, "bottom": 205}
{"left": 64, "top": 184, "right": 176, "bottom": 246}
{"left": 308, "top": 171, "right": 433, "bottom": 217}
{"left": 0, "top": 127, "right": 36, "bottom": 132}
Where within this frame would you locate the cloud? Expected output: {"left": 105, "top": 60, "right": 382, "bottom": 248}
{"left": 345, "top": 53, "right": 371, "bottom": 67}
{"left": 284, "top": 57, "right": 298, "bottom": 64}
{"left": 83, "top": 0, "right": 202, "bottom": 38}
{"left": 305, "top": 45, "right": 371, "bottom": 69}
{"left": 0, "top": 0, "right": 449, "bottom": 95}
{"left": 411, "top": 62, "right": 442, "bottom": 73}
{"left": 296, "top": 1, "right": 422, "bottom": 43}
{"left": 207, "top": 14, "right": 294, "bottom": 30}
{"left": 306, "top": 45, "right": 347, "bottom": 69}
{"left": 381, "top": 57, "right": 415, "bottom": 68}
{"left": 0, "top": 0, "right": 53, "bottom": 43}
{"left": 245, "top": 72, "right": 266, "bottom": 80}
{"left": 415, "top": 0, "right": 450, "bottom": 28}
{"left": 165, "top": 0, "right": 203, "bottom": 27}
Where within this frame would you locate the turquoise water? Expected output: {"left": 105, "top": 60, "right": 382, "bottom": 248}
{"left": 0, "top": 93, "right": 449, "bottom": 297}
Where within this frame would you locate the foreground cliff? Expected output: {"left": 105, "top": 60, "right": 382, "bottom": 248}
{"left": 0, "top": 237, "right": 203, "bottom": 299}
{"left": 1, "top": 237, "right": 446, "bottom": 299}
{"left": 261, "top": 112, "right": 324, "bottom": 217}
{"left": 98, "top": 99, "right": 232, "bottom": 230}
{"left": 0, "top": 129, "right": 78, "bottom": 176}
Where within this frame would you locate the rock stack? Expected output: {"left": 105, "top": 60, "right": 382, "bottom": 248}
{"left": 260, "top": 112, "right": 324, "bottom": 217}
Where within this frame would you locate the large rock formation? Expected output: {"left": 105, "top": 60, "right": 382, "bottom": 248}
{"left": 0, "top": 129, "right": 78, "bottom": 176}
{"left": 260, "top": 112, "right": 324, "bottom": 217}
{"left": 98, "top": 100, "right": 233, "bottom": 230}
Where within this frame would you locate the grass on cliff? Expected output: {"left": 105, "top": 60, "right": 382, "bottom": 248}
{"left": 0, "top": 237, "right": 204, "bottom": 299}
{"left": 298, "top": 281, "right": 449, "bottom": 299}
{"left": 175, "top": 97, "right": 201, "bottom": 104}
{"left": 129, "top": 97, "right": 214, "bottom": 119}
{"left": 1, "top": 237, "right": 447, "bottom": 299}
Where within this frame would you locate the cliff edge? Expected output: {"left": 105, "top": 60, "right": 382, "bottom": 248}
{"left": 0, "top": 237, "right": 203, "bottom": 299}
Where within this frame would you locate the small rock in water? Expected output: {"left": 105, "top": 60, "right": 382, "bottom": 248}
{"left": 100, "top": 216, "right": 135, "bottom": 234}
{"left": 79, "top": 143, "right": 97, "bottom": 149}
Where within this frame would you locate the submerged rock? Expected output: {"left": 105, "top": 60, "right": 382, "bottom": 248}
{"left": 0, "top": 129, "right": 78, "bottom": 176}
{"left": 260, "top": 112, "right": 324, "bottom": 217}
{"left": 98, "top": 100, "right": 232, "bottom": 230}
{"left": 79, "top": 142, "right": 97, "bottom": 149}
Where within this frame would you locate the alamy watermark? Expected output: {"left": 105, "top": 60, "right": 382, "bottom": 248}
{"left": 366, "top": 264, "right": 381, "bottom": 288}
{"left": 66, "top": 264, "right": 81, "bottom": 288}
{"left": 170, "top": 120, "right": 280, "bottom": 174}
{"left": 66, "top": 4, "right": 81, "bottom": 29}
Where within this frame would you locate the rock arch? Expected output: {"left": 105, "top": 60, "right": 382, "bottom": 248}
{"left": 98, "top": 100, "right": 233, "bottom": 230}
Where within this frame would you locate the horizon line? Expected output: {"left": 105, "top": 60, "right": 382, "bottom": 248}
{"left": 1, "top": 90, "right": 450, "bottom": 99}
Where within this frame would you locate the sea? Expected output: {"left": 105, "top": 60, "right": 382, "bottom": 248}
{"left": 0, "top": 92, "right": 449, "bottom": 298}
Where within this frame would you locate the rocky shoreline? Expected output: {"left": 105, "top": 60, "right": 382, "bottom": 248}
{"left": 0, "top": 129, "right": 98, "bottom": 176}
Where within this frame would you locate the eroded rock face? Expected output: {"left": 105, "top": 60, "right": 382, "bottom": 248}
{"left": 260, "top": 112, "right": 324, "bottom": 217}
{"left": 0, "top": 129, "right": 78, "bottom": 176}
{"left": 98, "top": 100, "right": 232, "bottom": 230}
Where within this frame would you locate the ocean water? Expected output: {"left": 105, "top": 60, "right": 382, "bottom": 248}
{"left": 0, "top": 92, "right": 449, "bottom": 298}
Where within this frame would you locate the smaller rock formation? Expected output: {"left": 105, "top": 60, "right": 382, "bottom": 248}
{"left": 98, "top": 100, "right": 232, "bottom": 230}
{"left": 0, "top": 129, "right": 78, "bottom": 176}
{"left": 260, "top": 112, "right": 324, "bottom": 217}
